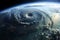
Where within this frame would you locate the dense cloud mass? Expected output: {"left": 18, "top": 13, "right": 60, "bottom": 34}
{"left": 0, "top": 2, "right": 60, "bottom": 40}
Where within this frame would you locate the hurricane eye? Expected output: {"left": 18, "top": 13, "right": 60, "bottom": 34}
{"left": 25, "top": 13, "right": 33, "bottom": 19}
{"left": 28, "top": 13, "right": 33, "bottom": 17}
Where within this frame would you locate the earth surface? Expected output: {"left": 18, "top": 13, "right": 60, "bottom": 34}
{"left": 0, "top": 2, "right": 60, "bottom": 40}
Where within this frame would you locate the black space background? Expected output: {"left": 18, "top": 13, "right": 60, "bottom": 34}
{"left": 0, "top": 0, "right": 60, "bottom": 11}
{"left": 0, "top": 0, "right": 38, "bottom": 11}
